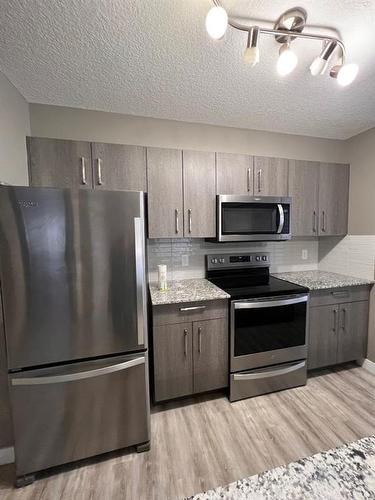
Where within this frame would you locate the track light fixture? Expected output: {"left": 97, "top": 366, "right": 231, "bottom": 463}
{"left": 205, "top": 1, "right": 358, "bottom": 86}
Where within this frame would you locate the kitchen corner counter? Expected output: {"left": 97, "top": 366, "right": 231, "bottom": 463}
{"left": 273, "top": 270, "right": 373, "bottom": 291}
{"left": 149, "top": 278, "right": 230, "bottom": 306}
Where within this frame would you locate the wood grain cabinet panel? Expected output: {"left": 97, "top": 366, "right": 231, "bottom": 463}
{"left": 319, "top": 163, "right": 350, "bottom": 236}
{"left": 183, "top": 150, "right": 216, "bottom": 238}
{"left": 216, "top": 153, "right": 253, "bottom": 194}
{"left": 288, "top": 160, "right": 320, "bottom": 236}
{"left": 147, "top": 147, "right": 184, "bottom": 238}
{"left": 193, "top": 318, "right": 228, "bottom": 393}
{"left": 308, "top": 305, "right": 338, "bottom": 370}
{"left": 337, "top": 301, "right": 368, "bottom": 363}
{"left": 153, "top": 322, "right": 193, "bottom": 402}
{"left": 27, "top": 137, "right": 92, "bottom": 189}
{"left": 91, "top": 143, "right": 146, "bottom": 191}
{"left": 253, "top": 157, "right": 288, "bottom": 196}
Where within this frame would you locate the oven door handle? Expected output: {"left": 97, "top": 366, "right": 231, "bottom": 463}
{"left": 233, "top": 361, "right": 306, "bottom": 381}
{"left": 233, "top": 295, "right": 308, "bottom": 309}
{"left": 277, "top": 204, "right": 284, "bottom": 234}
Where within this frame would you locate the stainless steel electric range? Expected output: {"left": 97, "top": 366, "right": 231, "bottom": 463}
{"left": 206, "top": 253, "right": 309, "bottom": 402}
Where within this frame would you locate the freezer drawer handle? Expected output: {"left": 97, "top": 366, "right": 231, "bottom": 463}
{"left": 11, "top": 357, "right": 145, "bottom": 386}
{"left": 233, "top": 361, "right": 305, "bottom": 381}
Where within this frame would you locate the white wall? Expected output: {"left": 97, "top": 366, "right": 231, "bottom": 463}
{"left": 0, "top": 72, "right": 30, "bottom": 185}
{"left": 29, "top": 104, "right": 347, "bottom": 164}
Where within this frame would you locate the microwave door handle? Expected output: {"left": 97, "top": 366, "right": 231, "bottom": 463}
{"left": 277, "top": 204, "right": 284, "bottom": 234}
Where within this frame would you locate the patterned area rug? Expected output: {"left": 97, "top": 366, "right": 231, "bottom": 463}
{"left": 188, "top": 435, "right": 375, "bottom": 499}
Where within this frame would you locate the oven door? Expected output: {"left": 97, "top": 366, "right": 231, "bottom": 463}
{"left": 217, "top": 195, "right": 291, "bottom": 242}
{"left": 231, "top": 294, "right": 308, "bottom": 372}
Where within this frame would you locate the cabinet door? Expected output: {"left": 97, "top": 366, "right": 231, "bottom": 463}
{"left": 337, "top": 301, "right": 368, "bottom": 363}
{"left": 288, "top": 160, "right": 319, "bottom": 237}
{"left": 183, "top": 150, "right": 216, "bottom": 237}
{"left": 153, "top": 323, "right": 193, "bottom": 402}
{"left": 308, "top": 305, "right": 338, "bottom": 369}
{"left": 147, "top": 147, "right": 183, "bottom": 238}
{"left": 27, "top": 137, "right": 92, "bottom": 189}
{"left": 91, "top": 143, "right": 146, "bottom": 191}
{"left": 216, "top": 153, "right": 253, "bottom": 194}
{"left": 253, "top": 156, "right": 288, "bottom": 196}
{"left": 319, "top": 163, "right": 349, "bottom": 236}
{"left": 193, "top": 318, "right": 228, "bottom": 393}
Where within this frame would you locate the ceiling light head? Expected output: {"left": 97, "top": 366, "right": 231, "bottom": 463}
{"left": 205, "top": 6, "right": 228, "bottom": 40}
{"left": 310, "top": 40, "right": 337, "bottom": 76}
{"left": 243, "top": 27, "right": 260, "bottom": 66}
{"left": 277, "top": 43, "right": 298, "bottom": 76}
{"left": 330, "top": 63, "right": 359, "bottom": 86}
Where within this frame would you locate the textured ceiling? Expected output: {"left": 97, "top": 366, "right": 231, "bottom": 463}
{"left": 0, "top": 0, "right": 374, "bottom": 139}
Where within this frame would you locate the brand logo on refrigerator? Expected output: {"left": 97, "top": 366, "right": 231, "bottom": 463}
{"left": 18, "top": 201, "right": 38, "bottom": 208}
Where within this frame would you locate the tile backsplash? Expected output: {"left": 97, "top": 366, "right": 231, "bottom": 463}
{"left": 319, "top": 235, "right": 375, "bottom": 280}
{"left": 147, "top": 238, "right": 319, "bottom": 283}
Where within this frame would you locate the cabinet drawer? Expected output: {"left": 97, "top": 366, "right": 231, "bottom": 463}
{"left": 153, "top": 299, "right": 228, "bottom": 326}
{"left": 310, "top": 286, "right": 370, "bottom": 307}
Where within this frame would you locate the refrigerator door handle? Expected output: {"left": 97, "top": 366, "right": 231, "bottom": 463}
{"left": 134, "top": 217, "right": 147, "bottom": 346}
{"left": 11, "top": 356, "right": 145, "bottom": 386}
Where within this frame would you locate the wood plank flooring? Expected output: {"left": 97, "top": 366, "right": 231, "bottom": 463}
{"left": 1, "top": 364, "right": 375, "bottom": 500}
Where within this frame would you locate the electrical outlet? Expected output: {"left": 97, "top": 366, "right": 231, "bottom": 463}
{"left": 181, "top": 254, "right": 189, "bottom": 267}
{"left": 301, "top": 249, "right": 308, "bottom": 260}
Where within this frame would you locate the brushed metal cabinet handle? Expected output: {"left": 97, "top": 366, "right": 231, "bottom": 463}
{"left": 333, "top": 308, "right": 337, "bottom": 332}
{"left": 313, "top": 210, "right": 317, "bottom": 233}
{"left": 175, "top": 209, "right": 179, "bottom": 234}
{"left": 179, "top": 305, "right": 206, "bottom": 312}
{"left": 321, "top": 210, "right": 326, "bottom": 232}
{"left": 257, "top": 169, "right": 262, "bottom": 193}
{"left": 247, "top": 168, "right": 251, "bottom": 192}
{"left": 341, "top": 307, "right": 346, "bottom": 331}
{"left": 198, "top": 326, "right": 202, "bottom": 353}
{"left": 188, "top": 208, "right": 192, "bottom": 234}
{"left": 183, "top": 329, "right": 188, "bottom": 356}
{"left": 80, "top": 157, "right": 87, "bottom": 185}
{"left": 97, "top": 158, "right": 103, "bottom": 185}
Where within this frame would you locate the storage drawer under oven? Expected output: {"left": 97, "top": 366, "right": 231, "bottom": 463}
{"left": 230, "top": 360, "right": 307, "bottom": 402}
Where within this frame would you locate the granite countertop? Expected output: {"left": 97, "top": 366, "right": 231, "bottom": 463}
{"left": 273, "top": 270, "right": 373, "bottom": 291}
{"left": 149, "top": 278, "right": 230, "bottom": 306}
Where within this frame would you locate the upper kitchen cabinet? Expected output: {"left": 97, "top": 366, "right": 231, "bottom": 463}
{"left": 91, "top": 143, "right": 146, "bottom": 191}
{"left": 319, "top": 163, "right": 350, "bottom": 236}
{"left": 183, "top": 150, "right": 216, "bottom": 238}
{"left": 253, "top": 156, "right": 288, "bottom": 196}
{"left": 27, "top": 137, "right": 93, "bottom": 189}
{"left": 147, "top": 147, "right": 184, "bottom": 238}
{"left": 216, "top": 153, "right": 253, "bottom": 194}
{"left": 288, "top": 160, "right": 320, "bottom": 237}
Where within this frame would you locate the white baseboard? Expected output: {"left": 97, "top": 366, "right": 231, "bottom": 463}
{"left": 361, "top": 358, "right": 375, "bottom": 376}
{"left": 0, "top": 446, "right": 14, "bottom": 465}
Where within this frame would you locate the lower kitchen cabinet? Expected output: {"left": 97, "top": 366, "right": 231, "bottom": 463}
{"left": 153, "top": 322, "right": 193, "bottom": 401}
{"left": 308, "top": 288, "right": 369, "bottom": 370}
{"left": 152, "top": 301, "right": 228, "bottom": 402}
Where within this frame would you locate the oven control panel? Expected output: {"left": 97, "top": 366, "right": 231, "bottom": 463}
{"left": 206, "top": 253, "right": 270, "bottom": 270}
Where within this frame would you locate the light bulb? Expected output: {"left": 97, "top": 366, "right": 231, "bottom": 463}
{"left": 243, "top": 46, "right": 260, "bottom": 66}
{"left": 277, "top": 45, "right": 298, "bottom": 76}
{"left": 337, "top": 63, "right": 359, "bottom": 86}
{"left": 205, "top": 6, "right": 228, "bottom": 40}
{"left": 310, "top": 56, "right": 328, "bottom": 76}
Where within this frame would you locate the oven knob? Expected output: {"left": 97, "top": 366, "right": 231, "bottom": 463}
{"left": 211, "top": 258, "right": 218, "bottom": 264}
{"left": 219, "top": 258, "right": 225, "bottom": 264}
{"left": 255, "top": 256, "right": 261, "bottom": 262}
{"left": 262, "top": 255, "right": 268, "bottom": 261}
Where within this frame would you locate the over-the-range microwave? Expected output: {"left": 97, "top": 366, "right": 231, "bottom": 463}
{"left": 215, "top": 195, "right": 292, "bottom": 242}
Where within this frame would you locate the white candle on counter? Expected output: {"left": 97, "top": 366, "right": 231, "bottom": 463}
{"left": 158, "top": 264, "right": 168, "bottom": 291}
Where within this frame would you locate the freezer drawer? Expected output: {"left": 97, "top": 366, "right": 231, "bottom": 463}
{"left": 230, "top": 360, "right": 306, "bottom": 402}
{"left": 10, "top": 353, "right": 150, "bottom": 477}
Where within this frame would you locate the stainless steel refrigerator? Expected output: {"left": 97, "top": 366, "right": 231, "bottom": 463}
{"left": 0, "top": 186, "right": 150, "bottom": 486}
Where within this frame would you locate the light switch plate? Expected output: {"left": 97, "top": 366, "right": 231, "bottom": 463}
{"left": 181, "top": 254, "right": 189, "bottom": 267}
{"left": 301, "top": 249, "right": 308, "bottom": 260}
